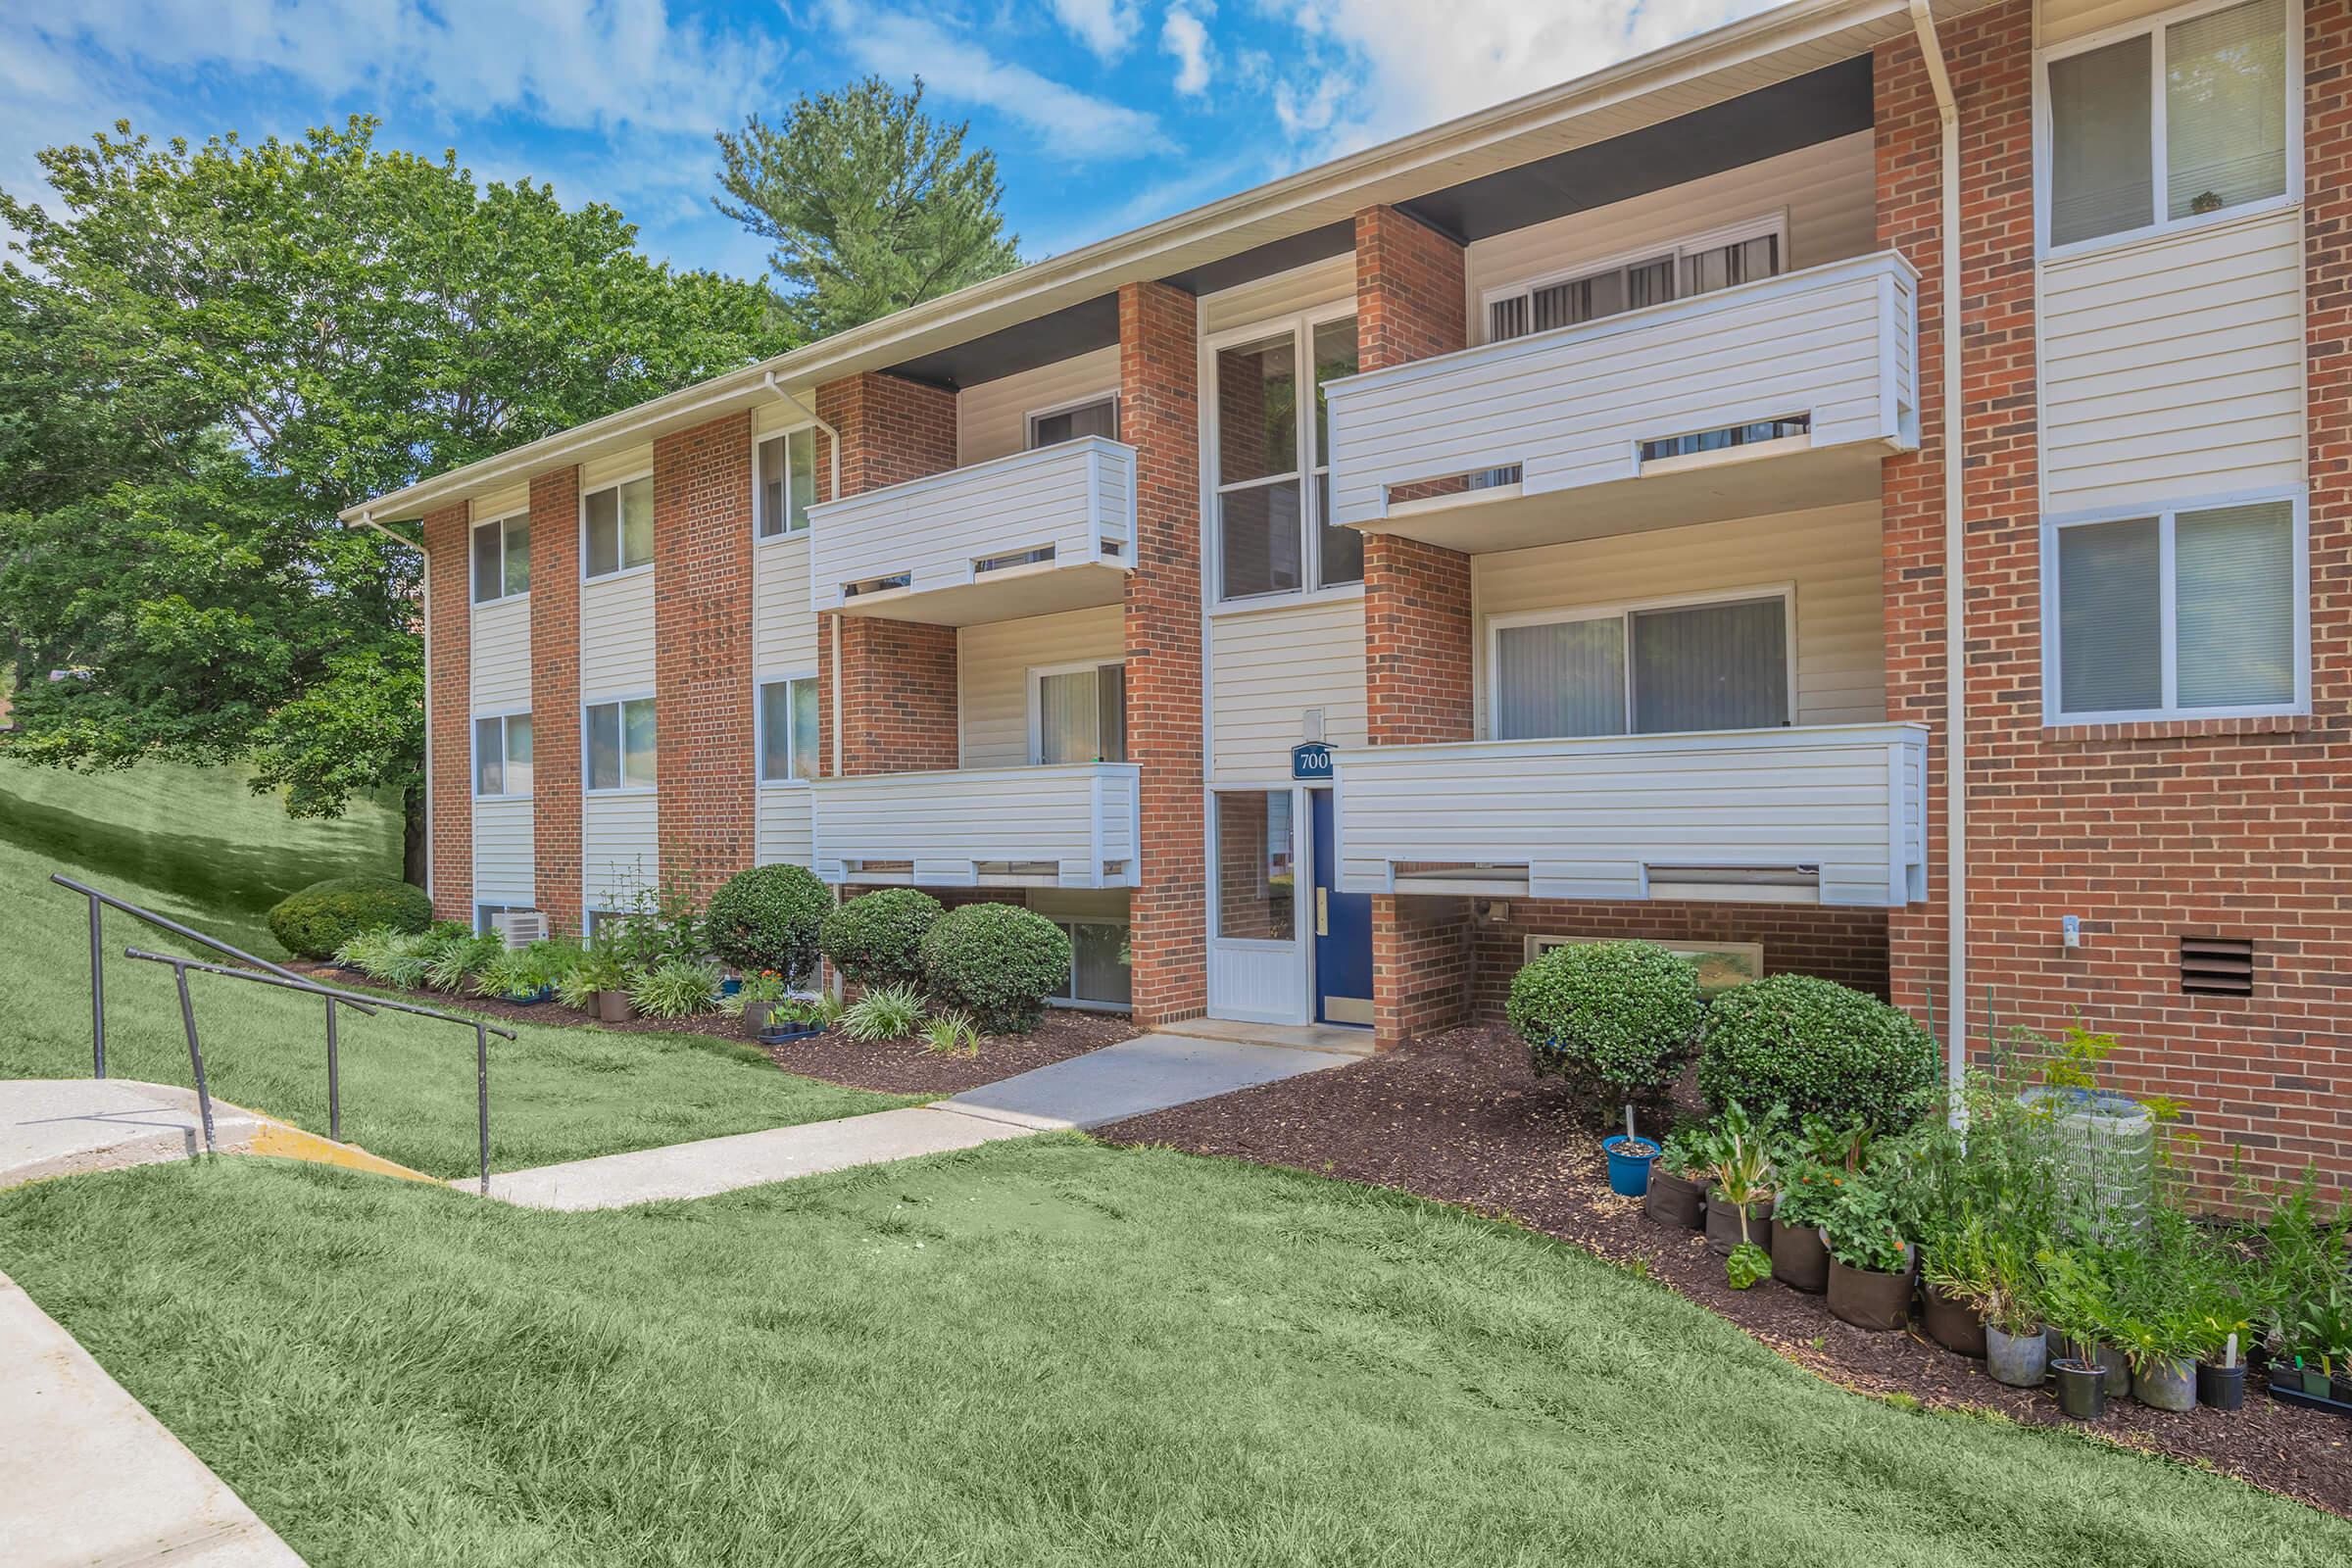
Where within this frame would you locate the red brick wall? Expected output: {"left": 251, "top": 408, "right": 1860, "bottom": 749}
{"left": 1374, "top": 894, "right": 1475, "bottom": 1043}
{"left": 1120, "top": 279, "right": 1209, "bottom": 1025}
{"left": 813, "top": 372, "right": 957, "bottom": 495}
{"left": 528, "top": 466, "right": 583, "bottom": 936}
{"left": 421, "top": 499, "right": 472, "bottom": 922}
{"left": 1881, "top": 0, "right": 2352, "bottom": 1190}
{"left": 654, "top": 412, "right": 756, "bottom": 897}
{"left": 1355, "top": 206, "right": 1466, "bottom": 370}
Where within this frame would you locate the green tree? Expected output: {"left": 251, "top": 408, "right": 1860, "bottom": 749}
{"left": 0, "top": 118, "right": 790, "bottom": 882}
{"left": 714, "top": 76, "right": 1022, "bottom": 340}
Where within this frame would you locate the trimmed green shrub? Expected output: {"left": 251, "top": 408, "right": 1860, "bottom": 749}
{"left": 919, "top": 904, "right": 1072, "bottom": 1036}
{"left": 266, "top": 876, "right": 431, "bottom": 960}
{"left": 704, "top": 863, "right": 830, "bottom": 982}
{"left": 1696, "top": 973, "right": 1936, "bottom": 1132}
{"left": 1505, "top": 940, "right": 1701, "bottom": 1104}
{"left": 821, "top": 889, "right": 944, "bottom": 989}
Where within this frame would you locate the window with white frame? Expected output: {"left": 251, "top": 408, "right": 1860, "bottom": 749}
{"left": 472, "top": 711, "right": 533, "bottom": 797}
{"left": 757, "top": 677, "right": 819, "bottom": 782}
{"left": 584, "top": 697, "right": 657, "bottom": 791}
{"left": 2046, "top": 496, "right": 2303, "bottom": 721}
{"left": 2041, "top": 0, "right": 2292, "bottom": 251}
{"left": 1030, "top": 662, "right": 1126, "bottom": 763}
{"left": 756, "top": 427, "right": 816, "bottom": 539}
{"left": 1483, "top": 218, "right": 1785, "bottom": 344}
{"left": 582, "top": 475, "right": 655, "bottom": 578}
{"left": 1047, "top": 917, "right": 1132, "bottom": 1007}
{"left": 1210, "top": 311, "right": 1361, "bottom": 601}
{"left": 470, "top": 514, "right": 530, "bottom": 604}
{"left": 1492, "top": 593, "right": 1791, "bottom": 741}
{"left": 1028, "top": 394, "right": 1118, "bottom": 449}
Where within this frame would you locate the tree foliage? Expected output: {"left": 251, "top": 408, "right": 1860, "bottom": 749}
{"left": 714, "top": 77, "right": 1021, "bottom": 340}
{"left": 0, "top": 118, "right": 790, "bottom": 874}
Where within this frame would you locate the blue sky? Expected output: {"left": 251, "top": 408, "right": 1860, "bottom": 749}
{"left": 2, "top": 1, "right": 1775, "bottom": 282}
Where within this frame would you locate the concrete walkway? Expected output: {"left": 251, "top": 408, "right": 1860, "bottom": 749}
{"left": 485, "top": 1033, "right": 1346, "bottom": 1212}
{"left": 0, "top": 1268, "right": 307, "bottom": 1567}
{"left": 2, "top": 1080, "right": 434, "bottom": 1190}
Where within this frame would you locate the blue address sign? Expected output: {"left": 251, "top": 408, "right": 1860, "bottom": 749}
{"left": 1291, "top": 742, "right": 1334, "bottom": 781}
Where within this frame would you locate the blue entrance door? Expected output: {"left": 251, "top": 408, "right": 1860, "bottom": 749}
{"left": 1310, "top": 789, "right": 1373, "bottom": 1027}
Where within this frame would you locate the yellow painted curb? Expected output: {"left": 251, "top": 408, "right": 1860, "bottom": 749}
{"left": 245, "top": 1121, "right": 440, "bottom": 1185}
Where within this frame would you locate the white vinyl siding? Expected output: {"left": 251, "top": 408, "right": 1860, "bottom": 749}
{"left": 809, "top": 764, "right": 1139, "bottom": 889}
{"left": 757, "top": 785, "right": 814, "bottom": 869}
{"left": 580, "top": 568, "right": 657, "bottom": 695}
{"left": 472, "top": 797, "right": 535, "bottom": 906}
{"left": 1472, "top": 502, "right": 1886, "bottom": 737}
{"left": 469, "top": 595, "right": 531, "bottom": 710}
{"left": 957, "top": 347, "right": 1122, "bottom": 466}
{"left": 2041, "top": 0, "right": 2175, "bottom": 46}
{"left": 1199, "top": 254, "right": 1356, "bottom": 337}
{"left": 1208, "top": 598, "right": 1367, "bottom": 784}
{"left": 958, "top": 606, "right": 1125, "bottom": 768}
{"left": 752, "top": 531, "right": 820, "bottom": 682}
{"left": 582, "top": 794, "right": 659, "bottom": 910}
{"left": 2037, "top": 204, "right": 2305, "bottom": 512}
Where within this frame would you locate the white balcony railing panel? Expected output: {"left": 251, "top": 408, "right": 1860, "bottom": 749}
{"left": 1335, "top": 723, "right": 1930, "bottom": 907}
{"left": 809, "top": 762, "right": 1140, "bottom": 889}
{"left": 1323, "top": 252, "right": 1919, "bottom": 528}
{"left": 807, "top": 436, "right": 1135, "bottom": 615}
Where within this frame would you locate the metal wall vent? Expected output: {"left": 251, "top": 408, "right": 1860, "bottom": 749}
{"left": 2179, "top": 936, "right": 2253, "bottom": 997}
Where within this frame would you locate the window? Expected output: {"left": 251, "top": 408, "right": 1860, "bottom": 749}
{"left": 1031, "top": 662, "right": 1126, "bottom": 763}
{"left": 757, "top": 677, "right": 819, "bottom": 782}
{"left": 1047, "top": 919, "right": 1132, "bottom": 1007}
{"left": 1485, "top": 220, "right": 1783, "bottom": 344}
{"left": 1213, "top": 791, "right": 1295, "bottom": 941}
{"left": 583, "top": 475, "right": 655, "bottom": 578}
{"left": 2042, "top": 0, "right": 2291, "bottom": 250}
{"left": 757, "top": 427, "right": 816, "bottom": 539}
{"left": 2047, "top": 497, "right": 2301, "bottom": 721}
{"left": 1492, "top": 594, "right": 1790, "bottom": 741}
{"left": 584, "top": 697, "right": 657, "bottom": 791}
{"left": 471, "top": 712, "right": 533, "bottom": 797}
{"left": 1209, "top": 312, "right": 1360, "bottom": 601}
{"left": 1028, "top": 395, "right": 1118, "bottom": 449}
{"left": 1640, "top": 416, "right": 1811, "bottom": 465}
{"left": 470, "top": 514, "right": 529, "bottom": 604}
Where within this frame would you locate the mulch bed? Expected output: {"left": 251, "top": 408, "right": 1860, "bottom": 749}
{"left": 287, "top": 962, "right": 1136, "bottom": 1097}
{"left": 1096, "top": 1020, "right": 2352, "bottom": 1521}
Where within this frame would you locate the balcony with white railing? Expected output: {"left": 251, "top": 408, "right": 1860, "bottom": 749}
{"left": 807, "top": 436, "right": 1134, "bottom": 625}
{"left": 1334, "top": 723, "right": 1929, "bottom": 908}
{"left": 809, "top": 762, "right": 1140, "bottom": 890}
{"left": 1322, "top": 252, "right": 1920, "bottom": 554}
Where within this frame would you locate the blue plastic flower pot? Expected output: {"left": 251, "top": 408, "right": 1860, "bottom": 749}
{"left": 1603, "top": 1135, "right": 1660, "bottom": 1198}
{"left": 719, "top": 976, "right": 744, "bottom": 998}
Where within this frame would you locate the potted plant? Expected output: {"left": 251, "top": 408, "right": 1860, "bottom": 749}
{"left": 1823, "top": 1178, "right": 1913, "bottom": 1332}
{"left": 1771, "top": 1160, "right": 1838, "bottom": 1295}
{"left": 2290, "top": 1292, "right": 2351, "bottom": 1400}
{"left": 1918, "top": 1215, "right": 1993, "bottom": 1359}
{"left": 1643, "top": 1124, "right": 1708, "bottom": 1231}
{"left": 1603, "top": 1104, "right": 1661, "bottom": 1199}
{"left": 2040, "top": 1247, "right": 2120, "bottom": 1420}
{"left": 1976, "top": 1227, "right": 2048, "bottom": 1390}
{"left": 733, "top": 968, "right": 788, "bottom": 1036}
{"left": 1699, "top": 1104, "right": 1776, "bottom": 1285}
{"left": 760, "top": 994, "right": 838, "bottom": 1046}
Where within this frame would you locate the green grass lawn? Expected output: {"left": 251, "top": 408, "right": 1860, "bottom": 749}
{"left": 3, "top": 1143, "right": 2343, "bottom": 1568}
{"left": 0, "top": 760, "right": 910, "bottom": 1176}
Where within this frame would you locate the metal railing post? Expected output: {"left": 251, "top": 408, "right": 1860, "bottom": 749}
{"left": 87, "top": 892, "right": 106, "bottom": 1079}
{"left": 171, "top": 961, "right": 217, "bottom": 1153}
{"left": 324, "top": 998, "right": 342, "bottom": 1144}
{"left": 475, "top": 1019, "right": 491, "bottom": 1198}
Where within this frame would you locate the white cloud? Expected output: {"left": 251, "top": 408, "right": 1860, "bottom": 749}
{"left": 1161, "top": 8, "right": 1213, "bottom": 96}
{"left": 820, "top": 1, "right": 1160, "bottom": 158}
{"left": 1047, "top": 0, "right": 1143, "bottom": 59}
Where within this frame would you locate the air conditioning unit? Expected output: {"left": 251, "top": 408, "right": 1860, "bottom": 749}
{"left": 490, "top": 909, "right": 548, "bottom": 950}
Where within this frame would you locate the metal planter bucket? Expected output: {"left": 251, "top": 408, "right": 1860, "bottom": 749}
{"left": 2133, "top": 1355, "right": 2196, "bottom": 1412}
{"left": 1985, "top": 1325, "right": 2048, "bottom": 1389}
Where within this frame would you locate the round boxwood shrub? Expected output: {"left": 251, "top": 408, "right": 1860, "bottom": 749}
{"left": 919, "top": 903, "right": 1072, "bottom": 1036}
{"left": 1504, "top": 940, "right": 1701, "bottom": 1106}
{"left": 266, "top": 876, "right": 431, "bottom": 960}
{"left": 821, "top": 888, "right": 944, "bottom": 990}
{"left": 704, "top": 862, "right": 830, "bottom": 983}
{"left": 1696, "top": 973, "right": 1936, "bottom": 1131}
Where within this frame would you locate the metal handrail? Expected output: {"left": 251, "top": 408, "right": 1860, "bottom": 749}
{"left": 52, "top": 871, "right": 377, "bottom": 1079}
{"left": 122, "top": 946, "right": 513, "bottom": 1195}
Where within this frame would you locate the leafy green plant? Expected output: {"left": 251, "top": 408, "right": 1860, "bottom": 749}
{"left": 841, "top": 982, "right": 926, "bottom": 1043}
{"left": 425, "top": 933, "right": 502, "bottom": 994}
{"left": 1921, "top": 1213, "right": 1996, "bottom": 1308}
{"left": 706, "top": 863, "right": 830, "bottom": 982}
{"left": 1504, "top": 941, "right": 1700, "bottom": 1110}
{"left": 821, "top": 888, "right": 945, "bottom": 990}
{"left": 628, "top": 958, "right": 722, "bottom": 1019}
{"left": 556, "top": 949, "right": 625, "bottom": 1011}
{"left": 2036, "top": 1246, "right": 2121, "bottom": 1365}
{"left": 1774, "top": 1159, "right": 1844, "bottom": 1230}
{"left": 2294, "top": 1290, "right": 2352, "bottom": 1382}
{"left": 1821, "top": 1177, "right": 1910, "bottom": 1275}
{"left": 737, "top": 968, "right": 790, "bottom": 1005}
{"left": 1695, "top": 975, "right": 1936, "bottom": 1132}
{"left": 919, "top": 904, "right": 1071, "bottom": 1035}
{"left": 268, "top": 876, "right": 432, "bottom": 959}
{"left": 922, "top": 1009, "right": 981, "bottom": 1057}
{"left": 474, "top": 947, "right": 551, "bottom": 1002}
{"left": 601, "top": 859, "right": 711, "bottom": 971}
{"left": 1654, "top": 1122, "right": 1710, "bottom": 1183}
{"left": 1727, "top": 1242, "right": 1772, "bottom": 1291}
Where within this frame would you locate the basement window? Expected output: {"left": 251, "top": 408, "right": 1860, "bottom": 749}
{"left": 977, "top": 546, "right": 1054, "bottom": 574}
{"left": 2179, "top": 936, "right": 2253, "bottom": 997}
{"left": 1640, "top": 415, "right": 1811, "bottom": 465}
{"left": 842, "top": 572, "right": 911, "bottom": 600}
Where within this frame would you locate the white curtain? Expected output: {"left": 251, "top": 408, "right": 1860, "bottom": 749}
{"left": 2168, "top": 0, "right": 2287, "bottom": 220}
{"left": 2177, "top": 501, "right": 2293, "bottom": 708}
{"left": 1038, "top": 670, "right": 1097, "bottom": 762}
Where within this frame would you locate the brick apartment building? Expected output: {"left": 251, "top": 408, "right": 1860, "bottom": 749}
{"left": 349, "top": 0, "right": 2350, "bottom": 1184}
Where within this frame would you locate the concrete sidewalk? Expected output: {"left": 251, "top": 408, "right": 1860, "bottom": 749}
{"left": 0, "top": 1268, "right": 306, "bottom": 1567}
{"left": 2, "top": 1079, "right": 269, "bottom": 1188}
{"left": 486, "top": 1033, "right": 1347, "bottom": 1212}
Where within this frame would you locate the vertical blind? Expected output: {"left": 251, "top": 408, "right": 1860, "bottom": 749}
{"left": 1496, "top": 598, "right": 1788, "bottom": 740}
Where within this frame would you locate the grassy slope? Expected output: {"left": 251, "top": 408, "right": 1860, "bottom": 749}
{"left": 0, "top": 760, "right": 907, "bottom": 1176}
{"left": 4, "top": 1144, "right": 2345, "bottom": 1568}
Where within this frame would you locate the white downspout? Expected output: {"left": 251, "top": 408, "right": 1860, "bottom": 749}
{"left": 764, "top": 371, "right": 847, "bottom": 778}
{"left": 1910, "top": 0, "right": 1968, "bottom": 1127}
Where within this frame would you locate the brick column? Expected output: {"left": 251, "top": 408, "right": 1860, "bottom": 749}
{"left": 655, "top": 411, "right": 757, "bottom": 897}
{"left": 1120, "top": 279, "right": 1209, "bottom": 1026}
{"left": 528, "top": 466, "right": 582, "bottom": 936}
{"left": 421, "top": 499, "right": 473, "bottom": 922}
{"left": 811, "top": 372, "right": 959, "bottom": 777}
{"left": 1355, "top": 205, "right": 1477, "bottom": 1046}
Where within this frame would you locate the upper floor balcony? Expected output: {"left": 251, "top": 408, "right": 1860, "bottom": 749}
{"left": 807, "top": 435, "right": 1134, "bottom": 626}
{"left": 808, "top": 761, "right": 1139, "bottom": 890}
{"left": 1322, "top": 252, "right": 1919, "bottom": 555}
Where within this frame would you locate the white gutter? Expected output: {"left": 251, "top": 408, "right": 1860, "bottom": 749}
{"left": 1910, "top": 0, "right": 1968, "bottom": 1127}
{"left": 765, "top": 371, "right": 847, "bottom": 778}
